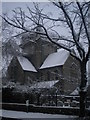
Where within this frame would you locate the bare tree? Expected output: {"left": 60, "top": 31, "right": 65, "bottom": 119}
{"left": 1, "top": 1, "right": 90, "bottom": 117}
{"left": 2, "top": 19, "right": 21, "bottom": 80}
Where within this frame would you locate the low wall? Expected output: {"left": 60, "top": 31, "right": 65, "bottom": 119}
{"left": 1, "top": 102, "right": 90, "bottom": 116}
{"left": 1, "top": 103, "right": 78, "bottom": 115}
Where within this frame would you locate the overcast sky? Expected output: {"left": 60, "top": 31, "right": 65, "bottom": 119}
{"left": 2, "top": 2, "right": 70, "bottom": 36}
{"left": 2, "top": 2, "right": 59, "bottom": 18}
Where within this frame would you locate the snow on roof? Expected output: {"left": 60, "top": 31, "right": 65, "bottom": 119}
{"left": 17, "top": 56, "right": 37, "bottom": 72}
{"left": 40, "top": 49, "right": 69, "bottom": 69}
{"left": 30, "top": 80, "right": 59, "bottom": 89}
{"left": 71, "top": 86, "right": 90, "bottom": 96}
{"left": 70, "top": 87, "right": 79, "bottom": 96}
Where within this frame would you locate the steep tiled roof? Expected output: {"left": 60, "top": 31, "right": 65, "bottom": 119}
{"left": 17, "top": 56, "right": 37, "bottom": 72}
{"left": 40, "top": 49, "right": 69, "bottom": 69}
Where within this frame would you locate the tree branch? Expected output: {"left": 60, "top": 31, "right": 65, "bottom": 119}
{"left": 76, "top": 2, "right": 90, "bottom": 61}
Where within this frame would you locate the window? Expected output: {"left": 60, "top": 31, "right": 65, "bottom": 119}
{"left": 56, "top": 76, "right": 59, "bottom": 80}
{"left": 70, "top": 62, "right": 78, "bottom": 78}
{"left": 47, "top": 71, "right": 50, "bottom": 80}
{"left": 54, "top": 70, "right": 59, "bottom": 80}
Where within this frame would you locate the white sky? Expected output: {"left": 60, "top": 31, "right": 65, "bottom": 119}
{"left": 2, "top": 2, "right": 70, "bottom": 37}
{"left": 2, "top": 2, "right": 59, "bottom": 18}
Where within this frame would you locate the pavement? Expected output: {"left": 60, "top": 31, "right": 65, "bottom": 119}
{"left": 0, "top": 109, "right": 78, "bottom": 120}
{"left": 1, "top": 117, "right": 90, "bottom": 120}
{"left": 0, "top": 109, "right": 90, "bottom": 120}
{"left": 0, "top": 117, "right": 79, "bottom": 120}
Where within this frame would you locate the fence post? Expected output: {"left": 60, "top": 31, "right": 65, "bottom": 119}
{"left": 55, "top": 91, "right": 57, "bottom": 106}
{"left": 26, "top": 100, "right": 29, "bottom": 113}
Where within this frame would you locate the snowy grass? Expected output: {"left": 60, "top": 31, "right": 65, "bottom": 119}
{"left": 0, "top": 109, "right": 78, "bottom": 118}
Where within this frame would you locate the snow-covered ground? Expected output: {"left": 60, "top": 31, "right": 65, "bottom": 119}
{"left": 0, "top": 109, "right": 78, "bottom": 118}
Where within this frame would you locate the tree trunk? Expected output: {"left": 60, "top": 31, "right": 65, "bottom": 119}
{"left": 79, "top": 60, "right": 87, "bottom": 117}
{"left": 79, "top": 91, "right": 87, "bottom": 117}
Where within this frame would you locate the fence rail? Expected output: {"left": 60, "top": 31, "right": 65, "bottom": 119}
{"left": 0, "top": 102, "right": 90, "bottom": 116}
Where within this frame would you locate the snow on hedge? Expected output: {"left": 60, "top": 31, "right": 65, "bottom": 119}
{"left": 3, "top": 82, "right": 31, "bottom": 93}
